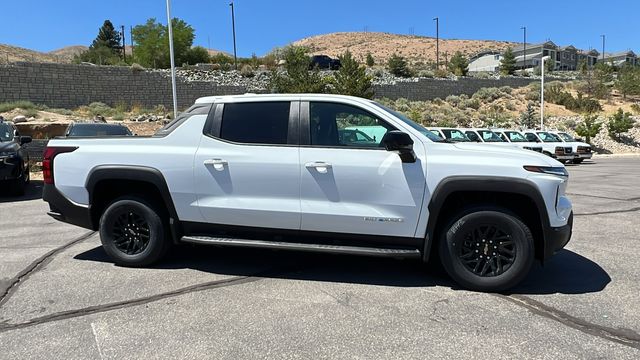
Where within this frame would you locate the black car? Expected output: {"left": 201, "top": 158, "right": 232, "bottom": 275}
{"left": 310, "top": 55, "right": 341, "bottom": 70}
{"left": 0, "top": 120, "right": 32, "bottom": 195}
{"left": 65, "top": 122, "right": 133, "bottom": 137}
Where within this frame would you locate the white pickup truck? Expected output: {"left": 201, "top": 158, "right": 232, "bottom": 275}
{"left": 43, "top": 94, "right": 573, "bottom": 292}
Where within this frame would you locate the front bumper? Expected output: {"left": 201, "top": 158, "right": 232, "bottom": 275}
{"left": 0, "top": 157, "right": 21, "bottom": 181}
{"left": 543, "top": 211, "right": 573, "bottom": 259}
{"left": 43, "top": 184, "right": 95, "bottom": 230}
{"left": 578, "top": 153, "right": 593, "bottom": 159}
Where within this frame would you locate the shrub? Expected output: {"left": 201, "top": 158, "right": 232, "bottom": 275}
{"left": 112, "top": 113, "right": 125, "bottom": 121}
{"left": 387, "top": 53, "right": 411, "bottom": 77}
{"left": 562, "top": 118, "right": 577, "bottom": 130}
{"left": 499, "top": 86, "right": 513, "bottom": 95}
{"left": 20, "top": 108, "right": 39, "bottom": 118}
{"left": 472, "top": 87, "right": 502, "bottom": 102}
{"left": 0, "top": 101, "right": 37, "bottom": 112}
{"left": 448, "top": 51, "right": 469, "bottom": 76}
{"left": 434, "top": 68, "right": 450, "bottom": 78}
{"left": 575, "top": 115, "right": 602, "bottom": 144}
{"left": 417, "top": 69, "right": 434, "bottom": 78}
{"left": 48, "top": 108, "right": 74, "bottom": 116}
{"left": 445, "top": 95, "right": 461, "bottom": 107}
{"left": 365, "top": 52, "right": 375, "bottom": 67}
{"left": 269, "top": 46, "right": 328, "bottom": 93}
{"left": 114, "top": 101, "right": 128, "bottom": 114}
{"left": 87, "top": 102, "right": 114, "bottom": 116}
{"left": 631, "top": 103, "right": 640, "bottom": 115}
{"left": 607, "top": 108, "right": 635, "bottom": 140}
{"left": 331, "top": 51, "right": 374, "bottom": 99}
{"left": 526, "top": 83, "right": 541, "bottom": 101}
{"left": 460, "top": 98, "right": 481, "bottom": 110}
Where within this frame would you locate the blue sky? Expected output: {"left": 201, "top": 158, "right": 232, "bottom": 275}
{"left": 1, "top": 0, "right": 637, "bottom": 56}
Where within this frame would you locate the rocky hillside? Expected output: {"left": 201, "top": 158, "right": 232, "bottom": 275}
{"left": 49, "top": 45, "right": 88, "bottom": 62}
{"left": 0, "top": 44, "right": 67, "bottom": 63}
{"left": 293, "top": 32, "right": 518, "bottom": 65}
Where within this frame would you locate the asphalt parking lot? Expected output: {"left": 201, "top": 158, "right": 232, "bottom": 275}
{"left": 1, "top": 156, "right": 639, "bottom": 359}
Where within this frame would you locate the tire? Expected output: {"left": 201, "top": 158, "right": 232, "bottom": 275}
{"left": 99, "top": 197, "right": 170, "bottom": 267}
{"left": 439, "top": 208, "right": 534, "bottom": 292}
{"left": 572, "top": 159, "right": 583, "bottom": 164}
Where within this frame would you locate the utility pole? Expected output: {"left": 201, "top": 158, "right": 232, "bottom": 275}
{"left": 540, "top": 56, "right": 550, "bottom": 130}
{"left": 600, "top": 34, "right": 605, "bottom": 62}
{"left": 433, "top": 17, "right": 439, "bottom": 69}
{"left": 166, "top": 0, "right": 178, "bottom": 119}
{"left": 130, "top": 26, "right": 134, "bottom": 58}
{"left": 230, "top": 1, "right": 238, "bottom": 70}
{"left": 121, "top": 25, "right": 126, "bottom": 62}
{"left": 521, "top": 26, "right": 526, "bottom": 70}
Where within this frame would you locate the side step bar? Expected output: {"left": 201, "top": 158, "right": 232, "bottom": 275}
{"left": 181, "top": 236, "right": 421, "bottom": 258}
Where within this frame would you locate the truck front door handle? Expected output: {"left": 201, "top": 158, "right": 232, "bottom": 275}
{"left": 305, "top": 162, "right": 332, "bottom": 174}
{"left": 204, "top": 158, "right": 228, "bottom": 171}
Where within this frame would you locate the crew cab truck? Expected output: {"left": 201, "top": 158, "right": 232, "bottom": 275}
{"left": 43, "top": 94, "right": 573, "bottom": 292}
{"left": 550, "top": 131, "right": 593, "bottom": 164}
{"left": 522, "top": 130, "right": 576, "bottom": 163}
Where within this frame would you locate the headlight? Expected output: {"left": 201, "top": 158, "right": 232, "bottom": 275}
{"left": 523, "top": 165, "right": 569, "bottom": 177}
{"left": 0, "top": 151, "right": 17, "bottom": 157}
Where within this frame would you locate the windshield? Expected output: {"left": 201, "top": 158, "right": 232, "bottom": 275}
{"left": 556, "top": 132, "right": 575, "bottom": 142}
{"left": 504, "top": 131, "right": 528, "bottom": 142}
{"left": 478, "top": 130, "right": 504, "bottom": 142}
{"left": 69, "top": 124, "right": 132, "bottom": 137}
{"left": 372, "top": 103, "right": 445, "bottom": 142}
{"left": 0, "top": 123, "right": 14, "bottom": 142}
{"left": 537, "top": 131, "right": 562, "bottom": 142}
{"left": 441, "top": 129, "right": 470, "bottom": 142}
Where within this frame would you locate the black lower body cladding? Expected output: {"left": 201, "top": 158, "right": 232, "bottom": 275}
{"left": 43, "top": 184, "right": 95, "bottom": 230}
{"left": 544, "top": 212, "right": 573, "bottom": 258}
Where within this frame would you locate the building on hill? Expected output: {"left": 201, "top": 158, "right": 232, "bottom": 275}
{"left": 577, "top": 49, "right": 600, "bottom": 69}
{"left": 468, "top": 50, "right": 503, "bottom": 72}
{"left": 601, "top": 51, "right": 638, "bottom": 66}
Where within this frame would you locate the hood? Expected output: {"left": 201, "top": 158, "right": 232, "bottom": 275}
{"left": 0, "top": 141, "right": 19, "bottom": 153}
{"left": 451, "top": 142, "right": 560, "bottom": 166}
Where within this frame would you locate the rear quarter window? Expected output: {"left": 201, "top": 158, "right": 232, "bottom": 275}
{"left": 219, "top": 102, "right": 290, "bottom": 145}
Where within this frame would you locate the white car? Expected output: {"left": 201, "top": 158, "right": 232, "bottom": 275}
{"left": 550, "top": 131, "right": 593, "bottom": 164}
{"left": 427, "top": 127, "right": 471, "bottom": 142}
{"left": 493, "top": 129, "right": 544, "bottom": 154}
{"left": 522, "top": 130, "right": 576, "bottom": 162}
{"left": 42, "top": 94, "right": 573, "bottom": 292}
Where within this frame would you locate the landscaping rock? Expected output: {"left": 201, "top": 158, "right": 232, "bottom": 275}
{"left": 12, "top": 115, "right": 27, "bottom": 123}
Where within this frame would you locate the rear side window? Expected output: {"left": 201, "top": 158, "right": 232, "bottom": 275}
{"left": 220, "top": 102, "right": 290, "bottom": 144}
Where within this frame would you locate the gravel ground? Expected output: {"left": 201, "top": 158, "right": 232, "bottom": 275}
{"left": 1, "top": 157, "right": 639, "bottom": 359}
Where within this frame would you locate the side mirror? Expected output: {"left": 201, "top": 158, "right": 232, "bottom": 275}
{"left": 381, "top": 131, "right": 416, "bottom": 163}
{"left": 20, "top": 136, "right": 32, "bottom": 145}
{"left": 575, "top": 137, "right": 584, "bottom": 142}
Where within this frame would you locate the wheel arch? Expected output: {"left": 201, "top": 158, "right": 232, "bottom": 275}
{"left": 85, "top": 165, "right": 180, "bottom": 240}
{"left": 423, "top": 176, "right": 550, "bottom": 264}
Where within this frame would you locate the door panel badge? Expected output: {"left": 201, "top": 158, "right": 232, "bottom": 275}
{"left": 364, "top": 217, "right": 404, "bottom": 223}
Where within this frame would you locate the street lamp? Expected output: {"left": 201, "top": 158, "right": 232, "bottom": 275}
{"left": 230, "top": 1, "right": 238, "bottom": 70}
{"left": 165, "top": 0, "right": 178, "bottom": 119}
{"left": 600, "top": 34, "right": 605, "bottom": 62}
{"left": 521, "top": 26, "right": 526, "bottom": 71}
{"left": 540, "top": 55, "right": 551, "bottom": 130}
{"left": 433, "top": 17, "right": 439, "bottom": 69}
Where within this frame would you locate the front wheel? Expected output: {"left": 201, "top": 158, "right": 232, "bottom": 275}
{"left": 99, "top": 197, "right": 170, "bottom": 267}
{"left": 572, "top": 158, "right": 583, "bottom": 164}
{"left": 439, "top": 209, "right": 534, "bottom": 292}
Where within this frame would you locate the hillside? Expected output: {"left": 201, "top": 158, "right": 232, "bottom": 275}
{"left": 293, "top": 32, "right": 518, "bottom": 65}
{"left": 49, "top": 45, "right": 88, "bottom": 61}
{"left": 0, "top": 44, "right": 68, "bottom": 63}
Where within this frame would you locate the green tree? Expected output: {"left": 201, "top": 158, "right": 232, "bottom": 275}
{"left": 575, "top": 114, "right": 602, "bottom": 144}
{"left": 331, "top": 51, "right": 374, "bottom": 99}
{"left": 387, "top": 53, "right": 411, "bottom": 77}
{"left": 607, "top": 108, "right": 635, "bottom": 140}
{"left": 615, "top": 65, "right": 640, "bottom": 99}
{"left": 76, "top": 20, "right": 123, "bottom": 65}
{"left": 544, "top": 57, "right": 554, "bottom": 73}
{"left": 577, "top": 58, "right": 588, "bottom": 75}
{"left": 183, "top": 46, "right": 211, "bottom": 65}
{"left": 519, "top": 102, "right": 538, "bottom": 128}
{"left": 269, "top": 46, "right": 328, "bottom": 93}
{"left": 499, "top": 47, "right": 517, "bottom": 75}
{"left": 365, "top": 52, "right": 375, "bottom": 67}
{"left": 131, "top": 18, "right": 195, "bottom": 68}
{"left": 448, "top": 51, "right": 469, "bottom": 76}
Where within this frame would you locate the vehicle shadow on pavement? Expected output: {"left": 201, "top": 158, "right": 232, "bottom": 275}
{"left": 0, "top": 180, "right": 43, "bottom": 203}
{"left": 75, "top": 246, "right": 610, "bottom": 295}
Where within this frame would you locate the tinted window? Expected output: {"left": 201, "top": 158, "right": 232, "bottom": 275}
{"left": 68, "top": 124, "right": 131, "bottom": 137}
{"left": 537, "top": 131, "right": 562, "bottom": 142}
{"left": 0, "top": 123, "right": 15, "bottom": 141}
{"left": 556, "top": 132, "right": 575, "bottom": 142}
{"left": 220, "top": 102, "right": 290, "bottom": 144}
{"left": 505, "top": 131, "right": 527, "bottom": 142}
{"left": 371, "top": 103, "right": 444, "bottom": 142}
{"left": 478, "top": 130, "right": 504, "bottom": 142}
{"left": 465, "top": 131, "right": 480, "bottom": 142}
{"left": 310, "top": 102, "right": 394, "bottom": 147}
{"left": 441, "top": 129, "right": 470, "bottom": 142}
{"left": 524, "top": 133, "right": 539, "bottom": 142}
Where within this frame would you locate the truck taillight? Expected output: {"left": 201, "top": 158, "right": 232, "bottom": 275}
{"left": 42, "top": 146, "right": 77, "bottom": 185}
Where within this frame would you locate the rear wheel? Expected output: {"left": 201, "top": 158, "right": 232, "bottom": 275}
{"left": 439, "top": 208, "right": 534, "bottom": 292}
{"left": 99, "top": 197, "right": 170, "bottom": 267}
{"left": 572, "top": 158, "right": 583, "bottom": 164}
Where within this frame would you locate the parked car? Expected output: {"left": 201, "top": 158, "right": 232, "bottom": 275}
{"left": 427, "top": 127, "right": 471, "bottom": 142}
{"left": 0, "top": 120, "right": 32, "bottom": 195}
{"left": 310, "top": 55, "right": 341, "bottom": 70}
{"left": 522, "top": 130, "right": 575, "bottom": 163}
{"left": 64, "top": 122, "right": 133, "bottom": 137}
{"left": 550, "top": 131, "right": 593, "bottom": 164}
{"left": 460, "top": 128, "right": 521, "bottom": 149}
{"left": 492, "top": 129, "right": 544, "bottom": 153}
{"left": 43, "top": 94, "right": 573, "bottom": 292}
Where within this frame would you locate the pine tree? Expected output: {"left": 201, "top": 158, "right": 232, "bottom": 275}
{"left": 92, "top": 20, "right": 122, "bottom": 51}
{"left": 366, "top": 52, "right": 375, "bottom": 67}
{"left": 448, "top": 51, "right": 469, "bottom": 76}
{"left": 499, "top": 47, "right": 517, "bottom": 75}
{"left": 607, "top": 108, "right": 635, "bottom": 140}
{"left": 387, "top": 53, "right": 411, "bottom": 77}
{"left": 615, "top": 65, "right": 640, "bottom": 100}
{"left": 331, "top": 51, "right": 374, "bottom": 99}
{"left": 575, "top": 114, "right": 602, "bottom": 144}
{"left": 519, "top": 102, "right": 537, "bottom": 128}
{"left": 269, "top": 46, "right": 328, "bottom": 93}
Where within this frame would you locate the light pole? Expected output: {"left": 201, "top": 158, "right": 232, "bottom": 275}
{"left": 230, "top": 1, "right": 238, "bottom": 70}
{"left": 521, "top": 26, "right": 526, "bottom": 70}
{"left": 540, "top": 56, "right": 550, "bottom": 130}
{"left": 600, "top": 34, "right": 605, "bottom": 62}
{"left": 165, "top": 0, "right": 178, "bottom": 119}
{"left": 433, "top": 17, "right": 439, "bottom": 69}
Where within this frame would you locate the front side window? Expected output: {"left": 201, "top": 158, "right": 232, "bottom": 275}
{"left": 0, "top": 123, "right": 14, "bottom": 142}
{"left": 557, "top": 132, "right": 575, "bottom": 142}
{"left": 478, "top": 130, "right": 504, "bottom": 142}
{"left": 441, "top": 129, "right": 470, "bottom": 142}
{"left": 220, "top": 102, "right": 290, "bottom": 144}
{"left": 310, "top": 102, "right": 394, "bottom": 147}
{"left": 465, "top": 131, "right": 480, "bottom": 142}
{"left": 524, "top": 133, "right": 539, "bottom": 142}
{"left": 505, "top": 131, "right": 528, "bottom": 142}
{"left": 537, "top": 131, "right": 562, "bottom": 142}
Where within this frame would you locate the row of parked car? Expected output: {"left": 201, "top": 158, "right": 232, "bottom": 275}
{"left": 427, "top": 127, "right": 592, "bottom": 164}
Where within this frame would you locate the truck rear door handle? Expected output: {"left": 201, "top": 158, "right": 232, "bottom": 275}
{"left": 204, "top": 158, "right": 228, "bottom": 171}
{"left": 305, "top": 161, "right": 332, "bottom": 174}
